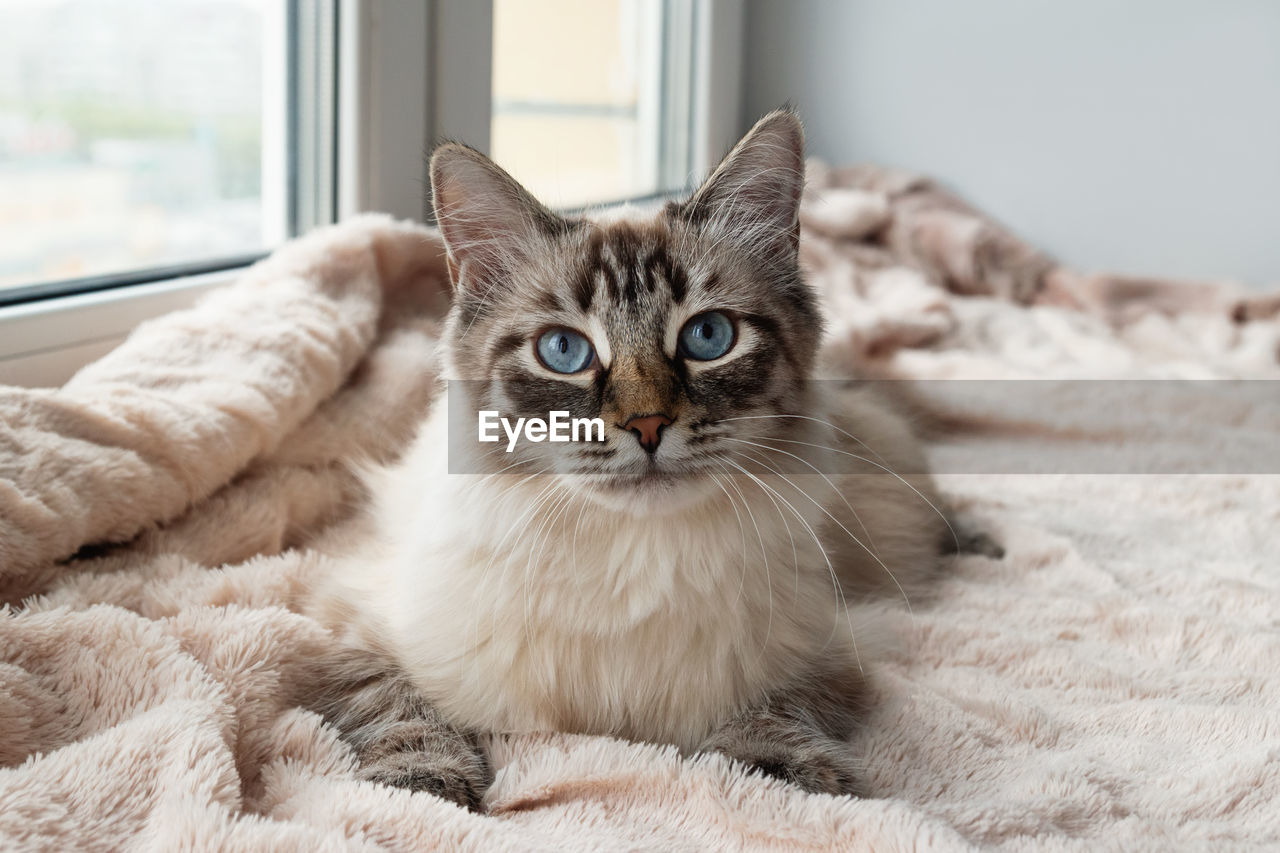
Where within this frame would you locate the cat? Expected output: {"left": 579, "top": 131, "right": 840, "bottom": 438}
{"left": 304, "top": 109, "right": 963, "bottom": 811}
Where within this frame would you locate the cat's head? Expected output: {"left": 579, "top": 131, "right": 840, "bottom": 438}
{"left": 433, "top": 109, "right": 820, "bottom": 515}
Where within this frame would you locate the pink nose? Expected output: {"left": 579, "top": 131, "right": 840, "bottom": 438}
{"left": 623, "top": 414, "right": 673, "bottom": 454}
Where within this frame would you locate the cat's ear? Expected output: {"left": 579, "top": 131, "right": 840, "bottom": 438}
{"left": 430, "top": 143, "right": 565, "bottom": 293}
{"left": 674, "top": 108, "right": 805, "bottom": 265}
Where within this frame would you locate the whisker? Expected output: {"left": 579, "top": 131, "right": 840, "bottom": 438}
{"left": 719, "top": 458, "right": 863, "bottom": 673}
{"left": 713, "top": 464, "right": 775, "bottom": 659}
{"left": 724, "top": 440, "right": 915, "bottom": 619}
{"left": 736, "top": 441, "right": 882, "bottom": 564}
{"left": 571, "top": 485, "right": 591, "bottom": 576}
{"left": 707, "top": 470, "right": 750, "bottom": 612}
{"left": 711, "top": 413, "right": 894, "bottom": 470}
{"left": 733, "top": 456, "right": 802, "bottom": 601}
{"left": 743, "top": 433, "right": 959, "bottom": 554}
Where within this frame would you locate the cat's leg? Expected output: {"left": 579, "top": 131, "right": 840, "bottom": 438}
{"left": 698, "top": 664, "right": 867, "bottom": 797}
{"left": 307, "top": 648, "right": 492, "bottom": 811}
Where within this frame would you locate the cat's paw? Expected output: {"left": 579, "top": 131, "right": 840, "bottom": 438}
{"left": 956, "top": 529, "right": 1004, "bottom": 559}
{"left": 946, "top": 516, "right": 1005, "bottom": 559}
{"left": 743, "top": 745, "right": 866, "bottom": 797}
{"left": 706, "top": 736, "right": 866, "bottom": 797}
{"left": 358, "top": 749, "right": 490, "bottom": 811}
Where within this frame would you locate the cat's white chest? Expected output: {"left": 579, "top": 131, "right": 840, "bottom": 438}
{"left": 364, "top": 461, "right": 840, "bottom": 750}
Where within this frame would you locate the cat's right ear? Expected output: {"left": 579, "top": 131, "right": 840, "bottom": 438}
{"left": 430, "top": 144, "right": 564, "bottom": 293}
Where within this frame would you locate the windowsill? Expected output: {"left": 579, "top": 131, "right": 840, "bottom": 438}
{"left": 0, "top": 268, "right": 241, "bottom": 388}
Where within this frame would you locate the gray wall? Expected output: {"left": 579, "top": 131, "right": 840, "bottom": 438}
{"left": 744, "top": 0, "right": 1280, "bottom": 286}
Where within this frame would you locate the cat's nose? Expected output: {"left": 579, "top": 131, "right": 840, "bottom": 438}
{"left": 623, "top": 414, "right": 673, "bottom": 454}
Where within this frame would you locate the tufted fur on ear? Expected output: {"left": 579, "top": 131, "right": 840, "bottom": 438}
{"left": 429, "top": 143, "right": 570, "bottom": 295}
{"left": 671, "top": 108, "right": 806, "bottom": 269}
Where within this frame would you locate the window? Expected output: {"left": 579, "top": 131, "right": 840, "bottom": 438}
{"left": 491, "top": 0, "right": 696, "bottom": 208}
{"left": 0, "top": 0, "right": 741, "bottom": 387}
{"left": 0, "top": 0, "right": 290, "bottom": 301}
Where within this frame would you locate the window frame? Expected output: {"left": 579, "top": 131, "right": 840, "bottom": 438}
{"left": 0, "top": 0, "right": 744, "bottom": 388}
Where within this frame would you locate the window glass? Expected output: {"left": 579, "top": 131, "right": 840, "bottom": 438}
{"left": 491, "top": 0, "right": 680, "bottom": 208}
{"left": 0, "top": 0, "right": 284, "bottom": 291}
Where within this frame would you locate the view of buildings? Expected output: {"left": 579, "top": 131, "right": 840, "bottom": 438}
{"left": 0, "top": 0, "right": 272, "bottom": 290}
{"left": 0, "top": 0, "right": 665, "bottom": 291}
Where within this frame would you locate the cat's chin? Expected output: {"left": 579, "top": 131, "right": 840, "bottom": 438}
{"left": 567, "top": 469, "right": 719, "bottom": 516}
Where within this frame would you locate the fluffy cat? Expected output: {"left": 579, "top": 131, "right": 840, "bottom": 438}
{"left": 306, "top": 110, "right": 960, "bottom": 810}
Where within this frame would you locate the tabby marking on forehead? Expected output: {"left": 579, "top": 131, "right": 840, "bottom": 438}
{"left": 571, "top": 222, "right": 690, "bottom": 314}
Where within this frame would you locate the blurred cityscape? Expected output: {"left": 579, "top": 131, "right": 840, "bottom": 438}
{"left": 0, "top": 0, "right": 272, "bottom": 290}
{"left": 1, "top": 0, "right": 673, "bottom": 292}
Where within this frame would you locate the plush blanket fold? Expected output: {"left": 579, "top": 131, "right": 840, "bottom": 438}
{"left": 1, "top": 165, "right": 1278, "bottom": 851}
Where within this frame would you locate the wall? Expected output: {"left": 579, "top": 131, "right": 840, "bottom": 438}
{"left": 743, "top": 0, "right": 1280, "bottom": 285}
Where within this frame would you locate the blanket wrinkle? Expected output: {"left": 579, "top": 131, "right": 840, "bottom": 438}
{"left": 1, "top": 168, "right": 1279, "bottom": 850}
{"left": 0, "top": 216, "right": 439, "bottom": 584}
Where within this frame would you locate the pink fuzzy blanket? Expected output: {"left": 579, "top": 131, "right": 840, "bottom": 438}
{"left": 2, "top": 165, "right": 1278, "bottom": 850}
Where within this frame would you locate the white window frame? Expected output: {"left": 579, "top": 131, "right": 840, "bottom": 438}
{"left": 0, "top": 0, "right": 743, "bottom": 389}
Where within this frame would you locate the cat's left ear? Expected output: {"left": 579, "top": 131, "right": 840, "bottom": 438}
{"left": 673, "top": 108, "right": 805, "bottom": 265}
{"left": 430, "top": 143, "right": 565, "bottom": 293}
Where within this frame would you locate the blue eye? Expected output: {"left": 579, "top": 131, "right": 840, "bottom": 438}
{"left": 678, "top": 311, "right": 735, "bottom": 361}
{"left": 535, "top": 328, "right": 595, "bottom": 374}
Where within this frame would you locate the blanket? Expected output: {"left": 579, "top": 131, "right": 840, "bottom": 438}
{"left": 2, "top": 164, "right": 1278, "bottom": 851}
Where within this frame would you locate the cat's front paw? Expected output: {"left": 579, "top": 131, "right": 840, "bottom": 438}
{"left": 947, "top": 516, "right": 1005, "bottom": 559}
{"left": 358, "top": 749, "right": 491, "bottom": 811}
{"left": 705, "top": 735, "right": 866, "bottom": 797}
